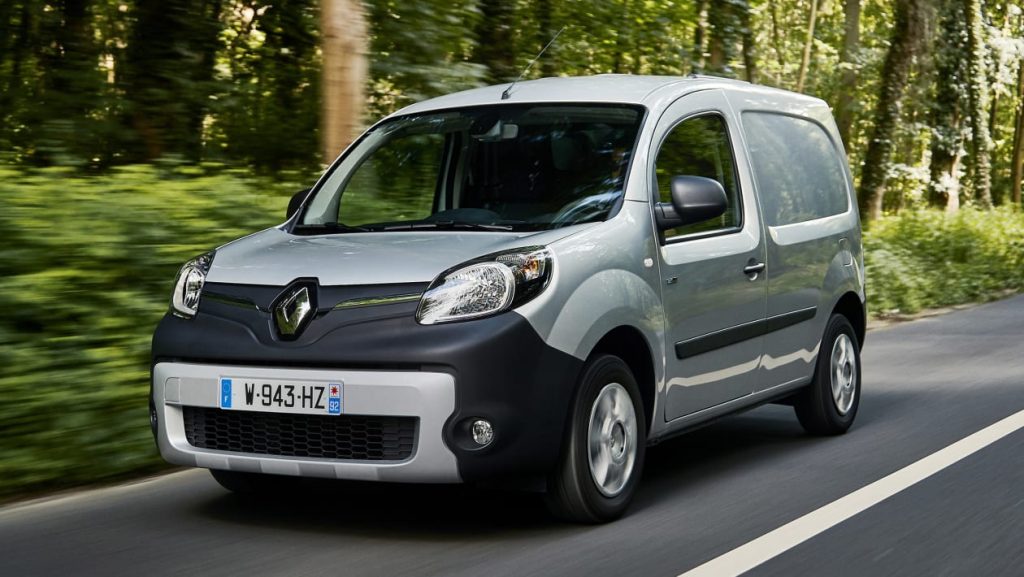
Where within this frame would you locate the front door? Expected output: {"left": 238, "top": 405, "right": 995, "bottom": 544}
{"left": 654, "top": 90, "right": 768, "bottom": 421}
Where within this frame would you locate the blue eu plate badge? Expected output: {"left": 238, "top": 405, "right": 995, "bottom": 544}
{"left": 220, "top": 378, "right": 232, "bottom": 409}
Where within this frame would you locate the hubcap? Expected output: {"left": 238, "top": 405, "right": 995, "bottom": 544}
{"left": 830, "top": 333, "right": 857, "bottom": 415}
{"left": 587, "top": 383, "right": 638, "bottom": 497}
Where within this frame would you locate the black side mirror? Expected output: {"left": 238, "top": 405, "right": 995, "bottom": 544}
{"left": 654, "top": 176, "right": 728, "bottom": 231}
{"left": 287, "top": 188, "right": 311, "bottom": 220}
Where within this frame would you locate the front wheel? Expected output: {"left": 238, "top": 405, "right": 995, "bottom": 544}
{"left": 545, "top": 355, "right": 646, "bottom": 523}
{"left": 794, "top": 314, "right": 862, "bottom": 435}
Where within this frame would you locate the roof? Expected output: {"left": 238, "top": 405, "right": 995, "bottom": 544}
{"left": 390, "top": 74, "right": 822, "bottom": 118}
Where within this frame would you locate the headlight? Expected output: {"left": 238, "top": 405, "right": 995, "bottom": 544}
{"left": 416, "top": 247, "right": 552, "bottom": 325}
{"left": 170, "top": 251, "right": 214, "bottom": 318}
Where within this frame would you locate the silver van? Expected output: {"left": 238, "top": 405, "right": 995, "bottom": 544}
{"left": 152, "top": 75, "right": 865, "bottom": 523}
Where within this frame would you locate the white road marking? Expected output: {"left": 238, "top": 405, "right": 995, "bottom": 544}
{"left": 678, "top": 408, "right": 1024, "bottom": 577}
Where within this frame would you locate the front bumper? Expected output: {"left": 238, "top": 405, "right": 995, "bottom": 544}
{"left": 151, "top": 285, "right": 584, "bottom": 483}
{"left": 153, "top": 362, "right": 461, "bottom": 482}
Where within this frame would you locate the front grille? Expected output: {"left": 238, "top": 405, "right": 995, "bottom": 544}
{"left": 183, "top": 407, "right": 417, "bottom": 461}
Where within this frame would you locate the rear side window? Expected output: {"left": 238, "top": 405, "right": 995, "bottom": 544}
{"left": 655, "top": 115, "right": 741, "bottom": 239}
{"left": 742, "top": 112, "right": 849, "bottom": 226}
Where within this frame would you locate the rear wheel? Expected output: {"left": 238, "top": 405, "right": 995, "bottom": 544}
{"left": 794, "top": 314, "right": 861, "bottom": 435}
{"left": 545, "top": 355, "right": 646, "bottom": 523}
{"left": 209, "top": 469, "right": 298, "bottom": 495}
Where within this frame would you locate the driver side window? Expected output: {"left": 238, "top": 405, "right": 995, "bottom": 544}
{"left": 338, "top": 132, "right": 443, "bottom": 226}
{"left": 655, "top": 115, "right": 741, "bottom": 239}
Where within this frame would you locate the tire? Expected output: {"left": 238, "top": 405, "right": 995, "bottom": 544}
{"left": 794, "top": 313, "right": 861, "bottom": 435}
{"left": 545, "top": 354, "right": 646, "bottom": 523}
{"left": 209, "top": 469, "right": 298, "bottom": 495}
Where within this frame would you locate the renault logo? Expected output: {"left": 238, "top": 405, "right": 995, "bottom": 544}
{"left": 274, "top": 285, "right": 314, "bottom": 338}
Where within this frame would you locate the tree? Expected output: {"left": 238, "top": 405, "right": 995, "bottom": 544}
{"left": 927, "top": 0, "right": 967, "bottom": 211}
{"left": 796, "top": 0, "right": 820, "bottom": 93}
{"left": 691, "top": 0, "right": 709, "bottom": 73}
{"left": 1012, "top": 58, "right": 1024, "bottom": 206}
{"left": 739, "top": 1, "right": 757, "bottom": 83}
{"left": 35, "top": 0, "right": 107, "bottom": 163}
{"left": 834, "top": 0, "right": 861, "bottom": 147}
{"left": 766, "top": 0, "right": 787, "bottom": 85}
{"left": 475, "top": 0, "right": 518, "bottom": 83}
{"left": 121, "top": 0, "right": 223, "bottom": 162}
{"left": 858, "top": 0, "right": 926, "bottom": 221}
{"left": 321, "top": 0, "right": 368, "bottom": 163}
{"left": 963, "top": 0, "right": 992, "bottom": 208}
{"left": 535, "top": 0, "right": 558, "bottom": 77}
{"left": 366, "top": 0, "right": 485, "bottom": 115}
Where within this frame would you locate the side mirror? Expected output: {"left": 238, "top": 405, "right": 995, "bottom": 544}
{"left": 654, "top": 176, "right": 728, "bottom": 231}
{"left": 287, "top": 188, "right": 311, "bottom": 220}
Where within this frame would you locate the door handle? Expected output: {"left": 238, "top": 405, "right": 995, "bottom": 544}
{"left": 744, "top": 260, "right": 765, "bottom": 279}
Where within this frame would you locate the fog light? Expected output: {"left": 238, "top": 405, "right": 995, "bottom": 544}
{"left": 471, "top": 419, "right": 494, "bottom": 446}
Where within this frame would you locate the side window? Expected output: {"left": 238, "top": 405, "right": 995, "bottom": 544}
{"left": 742, "top": 112, "right": 849, "bottom": 226}
{"left": 337, "top": 132, "right": 443, "bottom": 225}
{"left": 655, "top": 115, "right": 741, "bottom": 239}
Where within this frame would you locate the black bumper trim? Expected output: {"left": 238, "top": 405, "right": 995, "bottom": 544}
{"left": 152, "top": 298, "right": 582, "bottom": 482}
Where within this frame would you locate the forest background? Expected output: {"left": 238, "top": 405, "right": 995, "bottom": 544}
{"left": 1, "top": 0, "right": 1023, "bottom": 499}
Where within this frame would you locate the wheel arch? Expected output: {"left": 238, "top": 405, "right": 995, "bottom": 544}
{"left": 588, "top": 325, "right": 657, "bottom": 432}
{"left": 832, "top": 291, "right": 866, "bottom": 349}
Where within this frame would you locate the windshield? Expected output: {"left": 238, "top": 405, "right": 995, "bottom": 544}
{"left": 299, "top": 104, "right": 644, "bottom": 232}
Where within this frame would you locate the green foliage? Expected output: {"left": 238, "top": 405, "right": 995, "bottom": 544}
{"left": 864, "top": 207, "right": 1024, "bottom": 315}
{"left": 0, "top": 163, "right": 302, "bottom": 499}
{"left": 213, "top": 0, "right": 323, "bottom": 169}
{"left": 367, "top": 0, "right": 486, "bottom": 117}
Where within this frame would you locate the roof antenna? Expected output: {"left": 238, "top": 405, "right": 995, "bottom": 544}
{"left": 501, "top": 25, "right": 566, "bottom": 101}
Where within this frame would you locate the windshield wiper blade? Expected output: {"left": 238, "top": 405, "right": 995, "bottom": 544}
{"left": 379, "top": 221, "right": 514, "bottom": 232}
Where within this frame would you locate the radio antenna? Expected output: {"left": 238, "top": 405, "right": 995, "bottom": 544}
{"left": 501, "top": 25, "right": 566, "bottom": 100}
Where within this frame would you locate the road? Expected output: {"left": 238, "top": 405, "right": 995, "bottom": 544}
{"left": 2, "top": 296, "right": 1023, "bottom": 577}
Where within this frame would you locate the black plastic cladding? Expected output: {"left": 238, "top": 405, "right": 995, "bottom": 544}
{"left": 151, "top": 283, "right": 583, "bottom": 482}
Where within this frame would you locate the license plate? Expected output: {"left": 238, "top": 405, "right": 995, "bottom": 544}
{"left": 218, "top": 377, "right": 342, "bottom": 415}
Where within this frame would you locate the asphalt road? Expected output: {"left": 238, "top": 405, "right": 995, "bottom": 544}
{"left": 2, "top": 296, "right": 1023, "bottom": 577}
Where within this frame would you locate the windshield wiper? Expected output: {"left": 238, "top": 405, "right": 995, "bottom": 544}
{"left": 378, "top": 221, "right": 514, "bottom": 232}
{"left": 293, "top": 222, "right": 372, "bottom": 233}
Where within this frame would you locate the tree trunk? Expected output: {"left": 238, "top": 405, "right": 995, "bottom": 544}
{"left": 796, "top": 0, "right": 820, "bottom": 93}
{"left": 739, "top": 1, "right": 757, "bottom": 83}
{"left": 963, "top": 0, "right": 992, "bottom": 208}
{"left": 535, "top": 0, "right": 557, "bottom": 77}
{"left": 835, "top": 0, "right": 861, "bottom": 148}
{"left": 857, "top": 0, "right": 925, "bottom": 222}
{"left": 184, "top": 0, "right": 222, "bottom": 162}
{"left": 692, "top": 0, "right": 709, "bottom": 74}
{"left": 123, "top": 0, "right": 222, "bottom": 163}
{"left": 474, "top": 0, "right": 518, "bottom": 83}
{"left": 0, "top": 3, "right": 32, "bottom": 130}
{"left": 1011, "top": 59, "right": 1024, "bottom": 206}
{"left": 707, "top": 0, "right": 740, "bottom": 77}
{"left": 321, "top": 0, "right": 368, "bottom": 164}
{"left": 929, "top": 112, "right": 963, "bottom": 210}
{"left": 927, "top": 0, "right": 963, "bottom": 210}
{"left": 38, "top": 0, "right": 102, "bottom": 162}
{"left": 767, "top": 0, "right": 786, "bottom": 85}
{"left": 612, "top": 1, "right": 632, "bottom": 74}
